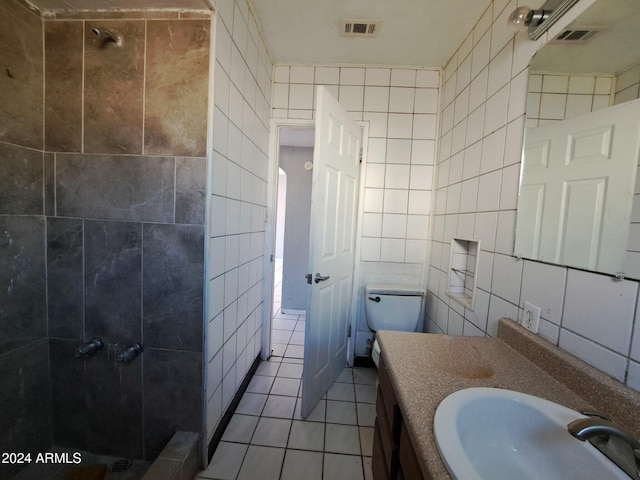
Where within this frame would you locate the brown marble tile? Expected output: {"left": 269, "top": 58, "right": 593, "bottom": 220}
{"left": 0, "top": 0, "right": 44, "bottom": 149}
{"left": 144, "top": 20, "right": 210, "bottom": 157}
{"left": 45, "top": 20, "right": 83, "bottom": 152}
{"left": 49, "top": 10, "right": 180, "bottom": 20}
{"left": 84, "top": 20, "right": 145, "bottom": 154}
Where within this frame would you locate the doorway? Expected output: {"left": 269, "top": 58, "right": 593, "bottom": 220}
{"left": 270, "top": 127, "right": 315, "bottom": 361}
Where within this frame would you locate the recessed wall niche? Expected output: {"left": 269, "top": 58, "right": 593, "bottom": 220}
{"left": 447, "top": 237, "right": 480, "bottom": 310}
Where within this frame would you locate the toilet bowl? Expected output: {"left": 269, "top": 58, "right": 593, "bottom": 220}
{"left": 365, "top": 284, "right": 426, "bottom": 367}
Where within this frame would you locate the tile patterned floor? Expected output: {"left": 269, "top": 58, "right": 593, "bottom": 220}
{"left": 195, "top": 310, "right": 378, "bottom": 480}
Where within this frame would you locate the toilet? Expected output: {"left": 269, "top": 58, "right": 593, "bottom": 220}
{"left": 365, "top": 284, "right": 426, "bottom": 367}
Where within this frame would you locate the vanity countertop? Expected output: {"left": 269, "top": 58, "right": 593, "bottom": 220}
{"left": 376, "top": 319, "right": 640, "bottom": 480}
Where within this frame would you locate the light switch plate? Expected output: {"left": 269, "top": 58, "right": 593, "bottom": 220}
{"left": 523, "top": 301, "right": 541, "bottom": 334}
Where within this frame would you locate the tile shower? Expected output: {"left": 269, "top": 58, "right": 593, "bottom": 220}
{"left": 0, "top": 1, "right": 210, "bottom": 478}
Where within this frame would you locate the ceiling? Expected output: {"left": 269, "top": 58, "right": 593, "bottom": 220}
{"left": 26, "top": 0, "right": 492, "bottom": 68}
{"left": 250, "top": 0, "right": 492, "bottom": 67}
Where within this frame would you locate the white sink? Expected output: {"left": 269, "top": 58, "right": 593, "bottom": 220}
{"left": 433, "top": 387, "right": 628, "bottom": 480}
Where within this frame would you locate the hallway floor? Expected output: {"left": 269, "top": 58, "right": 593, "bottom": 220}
{"left": 195, "top": 259, "right": 377, "bottom": 480}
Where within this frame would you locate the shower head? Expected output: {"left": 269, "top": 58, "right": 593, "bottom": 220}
{"left": 91, "top": 27, "right": 123, "bottom": 47}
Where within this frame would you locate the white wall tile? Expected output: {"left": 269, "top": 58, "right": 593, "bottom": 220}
{"left": 559, "top": 329, "right": 627, "bottom": 382}
{"left": 414, "top": 89, "right": 439, "bottom": 114}
{"left": 391, "top": 68, "right": 417, "bottom": 87}
{"left": 386, "top": 139, "right": 411, "bottom": 164}
{"left": 413, "top": 114, "right": 437, "bottom": 140}
{"left": 315, "top": 66, "right": 340, "bottom": 85}
{"left": 340, "top": 67, "right": 365, "bottom": 85}
{"left": 363, "top": 188, "right": 384, "bottom": 212}
{"left": 476, "top": 170, "right": 502, "bottom": 212}
{"left": 408, "top": 190, "right": 431, "bottom": 215}
{"left": 416, "top": 70, "right": 440, "bottom": 88}
{"left": 360, "top": 238, "right": 381, "bottom": 261}
{"left": 388, "top": 114, "right": 413, "bottom": 139}
{"left": 364, "top": 86, "right": 390, "bottom": 112}
{"left": 381, "top": 238, "right": 405, "bottom": 262}
{"left": 487, "top": 295, "right": 518, "bottom": 337}
{"left": 385, "top": 164, "right": 410, "bottom": 189}
{"left": 289, "top": 84, "right": 314, "bottom": 110}
{"left": 384, "top": 189, "right": 409, "bottom": 214}
{"left": 389, "top": 88, "right": 415, "bottom": 113}
{"left": 366, "top": 68, "right": 391, "bottom": 86}
{"left": 382, "top": 214, "right": 407, "bottom": 238}
{"left": 563, "top": 270, "right": 637, "bottom": 355}
{"left": 520, "top": 261, "right": 566, "bottom": 324}
{"left": 491, "top": 253, "right": 522, "bottom": 305}
{"left": 290, "top": 66, "right": 315, "bottom": 84}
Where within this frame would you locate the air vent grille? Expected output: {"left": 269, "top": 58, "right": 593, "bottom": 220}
{"left": 341, "top": 19, "right": 380, "bottom": 37}
{"left": 552, "top": 27, "right": 603, "bottom": 43}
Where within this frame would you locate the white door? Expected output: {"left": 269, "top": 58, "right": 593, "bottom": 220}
{"left": 516, "top": 99, "right": 640, "bottom": 273}
{"left": 300, "top": 86, "right": 361, "bottom": 417}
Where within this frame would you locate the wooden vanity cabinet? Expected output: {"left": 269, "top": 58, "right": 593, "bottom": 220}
{"left": 373, "top": 355, "right": 426, "bottom": 480}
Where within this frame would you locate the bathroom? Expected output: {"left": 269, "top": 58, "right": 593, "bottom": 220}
{"left": 2, "top": 0, "right": 640, "bottom": 478}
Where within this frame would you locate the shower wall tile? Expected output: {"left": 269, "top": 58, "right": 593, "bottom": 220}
{"left": 143, "top": 223, "right": 204, "bottom": 351}
{"left": 84, "top": 220, "right": 142, "bottom": 345}
{"left": 44, "top": 20, "right": 83, "bottom": 152}
{"left": 47, "top": 217, "right": 84, "bottom": 339}
{"left": 50, "top": 338, "right": 88, "bottom": 450}
{"left": 0, "top": 339, "right": 51, "bottom": 479}
{"left": 56, "top": 153, "right": 175, "bottom": 222}
{"left": 0, "top": 0, "right": 43, "bottom": 149}
{"left": 144, "top": 20, "right": 210, "bottom": 157}
{"left": 176, "top": 157, "right": 207, "bottom": 225}
{"left": 84, "top": 20, "right": 145, "bottom": 154}
{"left": 0, "top": 142, "right": 44, "bottom": 215}
{"left": 85, "top": 342, "right": 143, "bottom": 459}
{"left": 0, "top": 216, "right": 46, "bottom": 355}
{"left": 44, "top": 152, "right": 55, "bottom": 216}
{"left": 143, "top": 348, "right": 202, "bottom": 460}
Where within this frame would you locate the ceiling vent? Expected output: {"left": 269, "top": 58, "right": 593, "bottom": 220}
{"left": 341, "top": 19, "right": 380, "bottom": 37}
{"left": 551, "top": 27, "right": 604, "bottom": 43}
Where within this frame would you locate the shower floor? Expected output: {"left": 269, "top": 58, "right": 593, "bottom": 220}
{"left": 11, "top": 447, "right": 149, "bottom": 480}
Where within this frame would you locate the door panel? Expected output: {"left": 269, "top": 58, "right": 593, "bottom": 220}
{"left": 515, "top": 99, "right": 640, "bottom": 273}
{"left": 301, "top": 86, "right": 361, "bottom": 418}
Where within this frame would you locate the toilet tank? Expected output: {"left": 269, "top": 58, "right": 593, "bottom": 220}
{"left": 365, "top": 284, "right": 426, "bottom": 332}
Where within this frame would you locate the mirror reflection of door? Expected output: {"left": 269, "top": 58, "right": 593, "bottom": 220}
{"left": 514, "top": 0, "right": 640, "bottom": 278}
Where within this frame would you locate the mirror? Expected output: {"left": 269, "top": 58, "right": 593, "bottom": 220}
{"left": 515, "top": 0, "right": 640, "bottom": 278}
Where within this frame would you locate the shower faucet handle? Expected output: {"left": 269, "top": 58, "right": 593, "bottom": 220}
{"left": 116, "top": 343, "right": 143, "bottom": 364}
{"left": 75, "top": 338, "right": 104, "bottom": 358}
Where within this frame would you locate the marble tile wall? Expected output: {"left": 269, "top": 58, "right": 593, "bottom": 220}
{"left": 0, "top": 0, "right": 212, "bottom": 467}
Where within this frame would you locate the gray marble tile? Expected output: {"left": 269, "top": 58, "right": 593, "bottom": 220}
{"left": 0, "top": 0, "right": 43, "bottom": 149}
{"left": 143, "top": 223, "right": 204, "bottom": 351}
{"left": 175, "top": 157, "right": 206, "bottom": 225}
{"left": 84, "top": 220, "right": 142, "bottom": 344}
{"left": 143, "top": 348, "right": 202, "bottom": 460}
{"left": 144, "top": 20, "right": 209, "bottom": 157}
{"left": 84, "top": 20, "right": 144, "bottom": 154}
{"left": 0, "top": 216, "right": 46, "bottom": 355}
{"left": 56, "top": 153, "right": 175, "bottom": 222}
{"left": 0, "top": 339, "right": 51, "bottom": 480}
{"left": 0, "top": 142, "right": 44, "bottom": 215}
{"left": 49, "top": 338, "right": 88, "bottom": 450}
{"left": 85, "top": 342, "right": 144, "bottom": 459}
{"left": 47, "top": 217, "right": 83, "bottom": 339}
{"left": 44, "top": 20, "right": 83, "bottom": 152}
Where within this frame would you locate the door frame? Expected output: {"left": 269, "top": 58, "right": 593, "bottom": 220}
{"left": 262, "top": 117, "right": 369, "bottom": 366}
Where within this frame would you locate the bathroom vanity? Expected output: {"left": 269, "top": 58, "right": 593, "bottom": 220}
{"left": 372, "top": 319, "right": 640, "bottom": 480}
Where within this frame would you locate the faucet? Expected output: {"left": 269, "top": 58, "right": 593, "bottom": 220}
{"left": 116, "top": 343, "right": 143, "bottom": 363}
{"left": 75, "top": 338, "right": 104, "bottom": 358}
{"left": 568, "top": 417, "right": 640, "bottom": 479}
{"left": 568, "top": 417, "right": 640, "bottom": 450}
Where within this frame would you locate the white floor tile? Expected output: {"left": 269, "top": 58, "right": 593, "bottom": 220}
{"left": 326, "top": 400, "right": 358, "bottom": 425}
{"left": 199, "top": 441, "right": 247, "bottom": 480}
{"left": 285, "top": 345, "right": 305, "bottom": 358}
{"left": 236, "top": 393, "right": 267, "bottom": 416}
{"left": 273, "top": 318, "right": 297, "bottom": 330}
{"left": 221, "top": 414, "right": 259, "bottom": 443}
{"left": 323, "top": 453, "right": 364, "bottom": 480}
{"left": 251, "top": 417, "right": 292, "bottom": 448}
{"left": 280, "top": 449, "right": 323, "bottom": 480}
{"left": 335, "top": 368, "right": 354, "bottom": 383}
{"left": 287, "top": 420, "right": 325, "bottom": 451}
{"left": 262, "top": 395, "right": 297, "bottom": 419}
{"left": 277, "top": 362, "right": 303, "bottom": 379}
{"left": 363, "top": 456, "right": 373, "bottom": 480}
{"left": 294, "top": 398, "right": 326, "bottom": 422}
{"left": 359, "top": 426, "right": 374, "bottom": 456}
{"left": 326, "top": 382, "right": 356, "bottom": 402}
{"left": 354, "top": 384, "right": 376, "bottom": 404}
{"left": 246, "top": 375, "right": 274, "bottom": 394}
{"left": 237, "top": 446, "right": 285, "bottom": 480}
{"left": 271, "top": 377, "right": 300, "bottom": 397}
{"left": 255, "top": 361, "right": 280, "bottom": 376}
{"left": 325, "top": 424, "right": 361, "bottom": 455}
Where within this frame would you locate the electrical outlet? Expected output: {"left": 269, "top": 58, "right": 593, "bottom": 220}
{"left": 523, "top": 301, "right": 541, "bottom": 334}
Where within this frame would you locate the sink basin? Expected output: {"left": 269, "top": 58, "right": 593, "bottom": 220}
{"left": 434, "top": 387, "right": 628, "bottom": 480}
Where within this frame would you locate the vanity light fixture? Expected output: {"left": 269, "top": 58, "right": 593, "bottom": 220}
{"left": 508, "top": 0, "right": 581, "bottom": 40}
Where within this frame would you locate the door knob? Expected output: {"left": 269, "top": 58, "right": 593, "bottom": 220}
{"left": 314, "top": 273, "right": 330, "bottom": 283}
